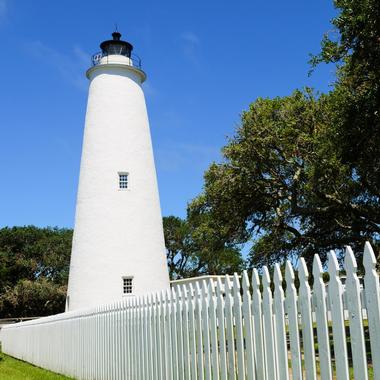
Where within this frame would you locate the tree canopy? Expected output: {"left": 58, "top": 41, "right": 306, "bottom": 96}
{"left": 0, "top": 226, "right": 72, "bottom": 318}
{"left": 188, "top": 0, "right": 380, "bottom": 267}
{"left": 164, "top": 215, "right": 244, "bottom": 279}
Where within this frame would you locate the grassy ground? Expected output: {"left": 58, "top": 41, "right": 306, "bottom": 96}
{"left": 0, "top": 352, "right": 72, "bottom": 380}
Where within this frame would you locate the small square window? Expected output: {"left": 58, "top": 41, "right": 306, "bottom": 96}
{"left": 119, "top": 173, "right": 129, "bottom": 189}
{"left": 123, "top": 277, "right": 133, "bottom": 294}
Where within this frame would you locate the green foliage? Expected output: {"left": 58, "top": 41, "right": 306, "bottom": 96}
{"left": 0, "top": 226, "right": 72, "bottom": 317}
{"left": 188, "top": 0, "right": 380, "bottom": 267}
{"left": 0, "top": 279, "right": 67, "bottom": 318}
{"left": 163, "top": 215, "right": 244, "bottom": 279}
{"left": 310, "top": 0, "right": 380, "bottom": 210}
{"left": 164, "top": 216, "right": 193, "bottom": 279}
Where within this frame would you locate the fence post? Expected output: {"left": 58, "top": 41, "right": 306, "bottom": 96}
{"left": 225, "top": 275, "right": 236, "bottom": 380}
{"left": 273, "top": 264, "right": 289, "bottom": 380}
{"left": 363, "top": 242, "right": 380, "bottom": 380}
{"left": 195, "top": 282, "right": 205, "bottom": 380}
{"left": 345, "top": 247, "right": 368, "bottom": 380}
{"left": 242, "top": 270, "right": 256, "bottom": 380}
{"left": 182, "top": 284, "right": 191, "bottom": 379}
{"left": 327, "top": 250, "right": 350, "bottom": 380}
{"left": 262, "top": 266, "right": 278, "bottom": 380}
{"left": 285, "top": 261, "right": 302, "bottom": 380}
{"left": 252, "top": 268, "right": 266, "bottom": 380}
{"left": 170, "top": 288, "right": 179, "bottom": 380}
{"left": 233, "top": 273, "right": 246, "bottom": 380}
{"left": 209, "top": 279, "right": 220, "bottom": 380}
{"left": 312, "top": 255, "right": 333, "bottom": 380}
{"left": 188, "top": 283, "right": 198, "bottom": 380}
{"left": 298, "top": 258, "right": 317, "bottom": 380}
{"left": 216, "top": 277, "right": 228, "bottom": 380}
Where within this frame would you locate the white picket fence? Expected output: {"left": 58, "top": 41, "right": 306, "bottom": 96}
{"left": 1, "top": 242, "right": 380, "bottom": 380}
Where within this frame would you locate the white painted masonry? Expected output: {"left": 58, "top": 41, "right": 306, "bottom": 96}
{"left": 66, "top": 41, "right": 170, "bottom": 311}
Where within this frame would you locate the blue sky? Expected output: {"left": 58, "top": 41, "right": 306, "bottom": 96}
{"left": 0, "top": 0, "right": 336, "bottom": 228}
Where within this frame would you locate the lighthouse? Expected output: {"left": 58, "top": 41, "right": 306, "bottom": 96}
{"left": 66, "top": 32, "right": 170, "bottom": 311}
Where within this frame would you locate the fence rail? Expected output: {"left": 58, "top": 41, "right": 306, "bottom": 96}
{"left": 1, "top": 242, "right": 380, "bottom": 380}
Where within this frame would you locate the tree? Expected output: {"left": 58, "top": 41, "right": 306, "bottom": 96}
{"left": 0, "top": 226, "right": 72, "bottom": 317}
{"left": 163, "top": 215, "right": 244, "bottom": 279}
{"left": 0, "top": 279, "right": 67, "bottom": 318}
{"left": 164, "top": 216, "right": 193, "bottom": 279}
{"left": 310, "top": 0, "right": 380, "bottom": 196}
{"left": 189, "top": 87, "right": 379, "bottom": 267}
{"left": 187, "top": 0, "right": 380, "bottom": 267}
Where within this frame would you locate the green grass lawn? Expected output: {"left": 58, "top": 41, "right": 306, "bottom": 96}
{"left": 0, "top": 352, "right": 73, "bottom": 380}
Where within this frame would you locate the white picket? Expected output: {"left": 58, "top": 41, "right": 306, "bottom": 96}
{"left": 170, "top": 288, "right": 179, "bottom": 380}
{"left": 202, "top": 280, "right": 212, "bottom": 380}
{"left": 138, "top": 298, "right": 144, "bottom": 380}
{"left": 327, "top": 250, "right": 350, "bottom": 380}
{"left": 165, "top": 289, "right": 173, "bottom": 380}
{"left": 119, "top": 302, "right": 124, "bottom": 380}
{"left": 1, "top": 242, "right": 379, "bottom": 380}
{"left": 188, "top": 283, "right": 198, "bottom": 380}
{"left": 252, "top": 268, "right": 266, "bottom": 380}
{"left": 242, "top": 270, "right": 256, "bottom": 380}
{"left": 285, "top": 260, "right": 302, "bottom": 380}
{"left": 216, "top": 277, "right": 228, "bottom": 380}
{"left": 143, "top": 296, "right": 150, "bottom": 380}
{"left": 224, "top": 275, "right": 236, "bottom": 380}
{"left": 155, "top": 292, "right": 163, "bottom": 380}
{"left": 363, "top": 242, "right": 380, "bottom": 380}
{"left": 312, "top": 254, "right": 333, "bottom": 380}
{"left": 273, "top": 264, "right": 289, "bottom": 380}
{"left": 175, "top": 285, "right": 184, "bottom": 380}
{"left": 262, "top": 266, "right": 278, "bottom": 380}
{"left": 147, "top": 294, "right": 154, "bottom": 380}
{"left": 151, "top": 294, "right": 158, "bottom": 380}
{"left": 344, "top": 247, "right": 368, "bottom": 380}
{"left": 182, "top": 285, "right": 191, "bottom": 379}
{"left": 233, "top": 273, "right": 246, "bottom": 380}
{"left": 195, "top": 282, "right": 205, "bottom": 380}
{"left": 298, "top": 258, "right": 317, "bottom": 380}
{"left": 208, "top": 280, "right": 220, "bottom": 380}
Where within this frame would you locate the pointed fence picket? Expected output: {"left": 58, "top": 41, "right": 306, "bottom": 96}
{"left": 242, "top": 271, "right": 255, "bottom": 380}
{"left": 209, "top": 280, "right": 220, "bottom": 380}
{"left": 225, "top": 275, "right": 236, "bottom": 380}
{"left": 328, "top": 250, "right": 350, "bottom": 380}
{"left": 273, "top": 264, "right": 289, "bottom": 380}
{"left": 344, "top": 248, "right": 368, "bottom": 380}
{"left": 262, "top": 266, "right": 278, "bottom": 380}
{"left": 285, "top": 261, "right": 302, "bottom": 380}
{"left": 363, "top": 243, "right": 380, "bottom": 380}
{"left": 251, "top": 269, "right": 266, "bottom": 380}
{"left": 188, "top": 283, "right": 198, "bottom": 380}
{"left": 1, "top": 242, "right": 379, "bottom": 380}
{"left": 216, "top": 277, "right": 228, "bottom": 380}
{"left": 298, "top": 258, "right": 317, "bottom": 380}
{"left": 312, "top": 255, "right": 333, "bottom": 380}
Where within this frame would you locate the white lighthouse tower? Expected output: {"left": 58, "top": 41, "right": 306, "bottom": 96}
{"left": 66, "top": 32, "right": 170, "bottom": 311}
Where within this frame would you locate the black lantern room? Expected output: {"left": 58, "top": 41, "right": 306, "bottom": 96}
{"left": 100, "top": 32, "right": 133, "bottom": 58}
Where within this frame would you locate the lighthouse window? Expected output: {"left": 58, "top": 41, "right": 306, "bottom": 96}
{"left": 119, "top": 173, "right": 129, "bottom": 189}
{"left": 123, "top": 277, "right": 133, "bottom": 294}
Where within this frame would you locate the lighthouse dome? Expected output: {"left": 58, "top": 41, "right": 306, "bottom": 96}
{"left": 100, "top": 31, "right": 133, "bottom": 58}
